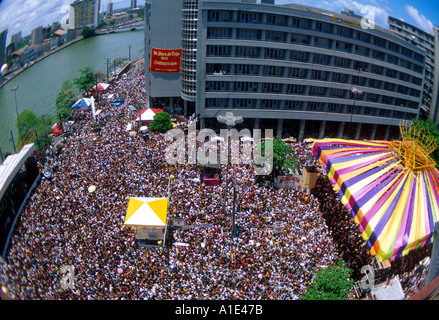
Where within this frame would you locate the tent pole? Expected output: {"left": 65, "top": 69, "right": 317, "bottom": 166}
{"left": 163, "top": 175, "right": 173, "bottom": 248}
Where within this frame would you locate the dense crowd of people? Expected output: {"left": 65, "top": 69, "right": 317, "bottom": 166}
{"left": 0, "top": 58, "right": 432, "bottom": 300}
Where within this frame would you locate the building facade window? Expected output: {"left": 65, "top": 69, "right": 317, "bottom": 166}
{"left": 328, "top": 103, "right": 343, "bottom": 112}
{"left": 233, "top": 81, "right": 258, "bottom": 92}
{"left": 266, "top": 30, "right": 286, "bottom": 42}
{"left": 311, "top": 70, "right": 328, "bottom": 80}
{"left": 267, "top": 14, "right": 287, "bottom": 26}
{"left": 332, "top": 72, "right": 348, "bottom": 83}
{"left": 207, "top": 28, "right": 232, "bottom": 39}
{"left": 207, "top": 45, "right": 232, "bottom": 56}
{"left": 288, "top": 68, "right": 307, "bottom": 78}
{"left": 263, "top": 65, "right": 283, "bottom": 77}
{"left": 261, "top": 99, "right": 280, "bottom": 108}
{"left": 334, "top": 56, "right": 351, "bottom": 68}
{"left": 236, "top": 64, "right": 259, "bottom": 75}
{"left": 312, "top": 53, "right": 330, "bottom": 65}
{"left": 309, "top": 86, "right": 326, "bottom": 96}
{"left": 237, "top": 28, "right": 261, "bottom": 40}
{"left": 236, "top": 46, "right": 260, "bottom": 58}
{"left": 285, "top": 100, "right": 303, "bottom": 109}
{"left": 264, "top": 48, "right": 285, "bottom": 59}
{"left": 286, "top": 84, "right": 305, "bottom": 94}
{"left": 289, "top": 50, "right": 309, "bottom": 62}
{"left": 262, "top": 82, "right": 282, "bottom": 93}
{"left": 307, "top": 101, "right": 323, "bottom": 111}
{"left": 238, "top": 11, "right": 261, "bottom": 23}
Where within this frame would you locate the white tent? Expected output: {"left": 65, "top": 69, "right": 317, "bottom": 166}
{"left": 135, "top": 108, "right": 163, "bottom": 122}
{"left": 92, "top": 83, "right": 110, "bottom": 92}
{"left": 71, "top": 98, "right": 92, "bottom": 109}
{"left": 124, "top": 197, "right": 168, "bottom": 228}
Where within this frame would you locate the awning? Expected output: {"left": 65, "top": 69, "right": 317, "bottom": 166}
{"left": 50, "top": 122, "right": 63, "bottom": 135}
{"left": 91, "top": 83, "right": 110, "bottom": 92}
{"left": 124, "top": 197, "right": 168, "bottom": 228}
{"left": 72, "top": 98, "right": 92, "bottom": 109}
{"left": 135, "top": 108, "right": 163, "bottom": 122}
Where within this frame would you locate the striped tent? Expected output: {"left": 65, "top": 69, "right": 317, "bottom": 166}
{"left": 312, "top": 138, "right": 439, "bottom": 262}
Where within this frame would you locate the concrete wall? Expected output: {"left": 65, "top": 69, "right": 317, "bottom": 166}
{"left": 144, "top": 0, "right": 182, "bottom": 100}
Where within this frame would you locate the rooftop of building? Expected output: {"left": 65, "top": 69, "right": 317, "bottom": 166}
{"left": 278, "top": 3, "right": 400, "bottom": 38}
{"left": 389, "top": 15, "right": 438, "bottom": 38}
{"left": 201, "top": 1, "right": 425, "bottom": 55}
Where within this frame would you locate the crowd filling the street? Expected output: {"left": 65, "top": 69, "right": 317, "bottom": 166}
{"left": 0, "top": 58, "right": 433, "bottom": 300}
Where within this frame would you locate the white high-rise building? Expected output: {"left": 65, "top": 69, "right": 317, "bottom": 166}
{"left": 145, "top": 0, "right": 427, "bottom": 140}
{"left": 107, "top": 2, "right": 113, "bottom": 16}
{"left": 388, "top": 17, "right": 439, "bottom": 123}
{"left": 68, "top": 0, "right": 101, "bottom": 30}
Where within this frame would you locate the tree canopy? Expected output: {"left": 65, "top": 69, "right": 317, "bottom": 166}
{"left": 409, "top": 118, "right": 439, "bottom": 168}
{"left": 16, "top": 110, "right": 53, "bottom": 151}
{"left": 255, "top": 138, "right": 297, "bottom": 176}
{"left": 56, "top": 80, "right": 78, "bottom": 121}
{"left": 149, "top": 111, "right": 173, "bottom": 133}
{"left": 82, "top": 27, "right": 96, "bottom": 39}
{"left": 301, "top": 260, "right": 355, "bottom": 300}
{"left": 74, "top": 67, "right": 95, "bottom": 93}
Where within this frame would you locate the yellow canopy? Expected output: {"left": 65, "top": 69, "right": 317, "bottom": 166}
{"left": 124, "top": 197, "right": 168, "bottom": 228}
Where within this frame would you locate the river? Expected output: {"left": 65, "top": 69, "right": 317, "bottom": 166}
{"left": 0, "top": 29, "right": 145, "bottom": 156}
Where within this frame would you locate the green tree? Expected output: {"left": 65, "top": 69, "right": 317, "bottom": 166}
{"left": 301, "top": 260, "right": 355, "bottom": 300}
{"left": 410, "top": 118, "right": 439, "bottom": 168}
{"left": 56, "top": 80, "right": 78, "bottom": 121}
{"left": 16, "top": 110, "right": 53, "bottom": 151}
{"left": 82, "top": 27, "right": 96, "bottom": 38}
{"left": 149, "top": 111, "right": 173, "bottom": 133}
{"left": 74, "top": 67, "right": 95, "bottom": 94}
{"left": 255, "top": 138, "right": 297, "bottom": 176}
{"left": 16, "top": 109, "right": 40, "bottom": 140}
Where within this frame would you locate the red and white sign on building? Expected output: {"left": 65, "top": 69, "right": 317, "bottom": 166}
{"left": 150, "top": 48, "right": 182, "bottom": 73}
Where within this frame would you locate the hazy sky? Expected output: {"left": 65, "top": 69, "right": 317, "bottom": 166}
{"left": 0, "top": 0, "right": 438, "bottom": 45}
{"left": 276, "top": 0, "right": 439, "bottom": 34}
{"left": 0, "top": 0, "right": 134, "bottom": 44}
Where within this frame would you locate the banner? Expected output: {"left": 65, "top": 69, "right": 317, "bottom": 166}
{"left": 150, "top": 48, "right": 182, "bottom": 73}
{"left": 277, "top": 175, "right": 303, "bottom": 189}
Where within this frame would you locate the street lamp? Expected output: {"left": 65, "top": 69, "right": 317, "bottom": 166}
{"left": 106, "top": 58, "right": 111, "bottom": 83}
{"left": 217, "top": 112, "right": 244, "bottom": 239}
{"left": 217, "top": 111, "right": 244, "bottom": 129}
{"left": 11, "top": 85, "right": 22, "bottom": 140}
{"left": 347, "top": 87, "right": 363, "bottom": 139}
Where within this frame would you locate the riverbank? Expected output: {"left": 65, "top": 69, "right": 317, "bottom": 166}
{"left": 0, "top": 26, "right": 145, "bottom": 90}
{"left": 0, "top": 36, "right": 84, "bottom": 90}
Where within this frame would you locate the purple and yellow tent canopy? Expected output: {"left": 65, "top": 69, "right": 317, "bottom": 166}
{"left": 312, "top": 138, "right": 439, "bottom": 262}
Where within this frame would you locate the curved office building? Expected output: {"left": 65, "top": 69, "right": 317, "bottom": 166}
{"left": 145, "top": 0, "right": 427, "bottom": 140}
